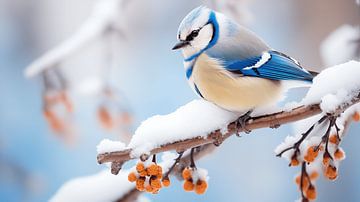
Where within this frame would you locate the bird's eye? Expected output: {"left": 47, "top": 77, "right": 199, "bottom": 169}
{"left": 186, "top": 29, "right": 200, "bottom": 41}
{"left": 191, "top": 29, "right": 199, "bottom": 37}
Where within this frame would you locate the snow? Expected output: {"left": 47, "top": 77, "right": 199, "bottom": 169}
{"left": 320, "top": 90, "right": 351, "bottom": 113}
{"left": 74, "top": 77, "right": 105, "bottom": 96}
{"left": 302, "top": 61, "right": 360, "bottom": 112}
{"left": 50, "top": 170, "right": 134, "bottom": 202}
{"left": 52, "top": 153, "right": 181, "bottom": 202}
{"left": 97, "top": 139, "right": 126, "bottom": 154}
{"left": 24, "top": 0, "right": 125, "bottom": 78}
{"left": 320, "top": 25, "right": 360, "bottom": 67}
{"left": 275, "top": 60, "right": 360, "bottom": 166}
{"left": 128, "top": 99, "right": 240, "bottom": 157}
{"left": 192, "top": 167, "right": 209, "bottom": 182}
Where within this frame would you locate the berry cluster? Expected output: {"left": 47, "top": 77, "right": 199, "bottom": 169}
{"left": 127, "top": 149, "right": 209, "bottom": 196}
{"left": 43, "top": 90, "right": 73, "bottom": 134}
{"left": 182, "top": 167, "right": 208, "bottom": 194}
{"left": 128, "top": 161, "right": 167, "bottom": 194}
{"left": 278, "top": 112, "right": 360, "bottom": 201}
{"left": 290, "top": 140, "right": 346, "bottom": 201}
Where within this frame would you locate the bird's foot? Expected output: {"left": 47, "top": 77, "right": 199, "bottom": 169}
{"left": 235, "top": 110, "right": 253, "bottom": 136}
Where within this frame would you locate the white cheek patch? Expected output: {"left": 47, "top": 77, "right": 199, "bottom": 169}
{"left": 191, "top": 24, "right": 213, "bottom": 50}
{"left": 182, "top": 46, "right": 198, "bottom": 59}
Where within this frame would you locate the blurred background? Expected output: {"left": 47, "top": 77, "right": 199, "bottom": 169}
{"left": 0, "top": 0, "right": 359, "bottom": 201}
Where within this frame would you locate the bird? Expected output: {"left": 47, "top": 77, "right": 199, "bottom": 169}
{"left": 172, "top": 6, "right": 316, "bottom": 131}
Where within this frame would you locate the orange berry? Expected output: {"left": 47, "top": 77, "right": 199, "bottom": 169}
{"left": 183, "top": 180, "right": 195, "bottom": 191}
{"left": 304, "top": 146, "right": 319, "bottom": 163}
{"left": 136, "top": 162, "right": 145, "bottom": 173}
{"left": 325, "top": 165, "right": 338, "bottom": 180}
{"left": 145, "top": 184, "right": 153, "bottom": 193}
{"left": 322, "top": 153, "right": 331, "bottom": 166}
{"left": 310, "top": 171, "right": 319, "bottom": 180}
{"left": 295, "top": 175, "right": 309, "bottom": 191}
{"left": 97, "top": 106, "right": 114, "bottom": 129}
{"left": 136, "top": 177, "right": 145, "bottom": 191}
{"left": 147, "top": 164, "right": 160, "bottom": 176}
{"left": 334, "top": 148, "right": 345, "bottom": 160}
{"left": 139, "top": 170, "right": 148, "bottom": 177}
{"left": 295, "top": 175, "right": 301, "bottom": 185}
{"left": 290, "top": 157, "right": 300, "bottom": 167}
{"left": 162, "top": 176, "right": 171, "bottom": 187}
{"left": 195, "top": 180, "right": 208, "bottom": 195}
{"left": 329, "top": 135, "right": 339, "bottom": 145}
{"left": 306, "top": 185, "right": 317, "bottom": 200}
{"left": 182, "top": 168, "right": 192, "bottom": 180}
{"left": 128, "top": 172, "right": 137, "bottom": 182}
{"left": 43, "top": 108, "right": 65, "bottom": 133}
{"left": 150, "top": 177, "right": 162, "bottom": 189}
{"left": 353, "top": 112, "right": 360, "bottom": 122}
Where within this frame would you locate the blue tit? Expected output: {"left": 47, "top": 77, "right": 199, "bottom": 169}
{"left": 172, "top": 6, "right": 315, "bottom": 113}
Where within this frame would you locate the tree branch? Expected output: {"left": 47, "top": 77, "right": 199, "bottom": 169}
{"left": 97, "top": 92, "right": 360, "bottom": 168}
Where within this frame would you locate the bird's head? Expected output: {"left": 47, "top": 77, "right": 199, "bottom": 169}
{"left": 172, "top": 6, "right": 220, "bottom": 61}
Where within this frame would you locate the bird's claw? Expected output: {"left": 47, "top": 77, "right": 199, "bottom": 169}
{"left": 235, "top": 110, "right": 253, "bottom": 135}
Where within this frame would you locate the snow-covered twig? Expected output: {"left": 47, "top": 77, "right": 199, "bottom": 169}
{"left": 97, "top": 95, "right": 360, "bottom": 169}
{"left": 24, "top": 0, "right": 128, "bottom": 78}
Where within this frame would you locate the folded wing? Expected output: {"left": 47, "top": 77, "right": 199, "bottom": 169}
{"left": 224, "top": 51, "right": 314, "bottom": 82}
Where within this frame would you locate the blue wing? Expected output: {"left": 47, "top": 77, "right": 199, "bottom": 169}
{"left": 224, "top": 51, "right": 314, "bottom": 82}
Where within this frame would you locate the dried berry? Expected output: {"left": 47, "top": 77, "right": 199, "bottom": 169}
{"left": 352, "top": 112, "right": 360, "bottom": 122}
{"left": 290, "top": 156, "right": 300, "bottom": 166}
{"left": 136, "top": 177, "right": 145, "bottom": 191}
{"left": 309, "top": 171, "right": 319, "bottom": 180}
{"left": 322, "top": 152, "right": 331, "bottom": 166}
{"left": 334, "top": 148, "right": 345, "bottom": 160}
{"left": 97, "top": 106, "right": 114, "bottom": 129}
{"left": 329, "top": 135, "right": 339, "bottom": 145}
{"left": 128, "top": 172, "right": 137, "bottom": 182}
{"left": 325, "top": 165, "right": 338, "bottom": 180}
{"left": 305, "top": 185, "right": 316, "bottom": 200}
{"left": 162, "top": 176, "right": 170, "bottom": 187}
{"left": 147, "top": 164, "right": 160, "bottom": 176}
{"left": 136, "top": 162, "right": 145, "bottom": 173}
{"left": 182, "top": 167, "right": 192, "bottom": 181}
{"left": 195, "top": 180, "right": 208, "bottom": 195}
{"left": 150, "top": 177, "right": 162, "bottom": 189}
{"left": 183, "top": 180, "right": 195, "bottom": 192}
{"left": 304, "top": 146, "right": 319, "bottom": 163}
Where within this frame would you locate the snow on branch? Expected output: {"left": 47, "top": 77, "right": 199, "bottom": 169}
{"left": 98, "top": 61, "right": 360, "bottom": 167}
{"left": 52, "top": 145, "right": 215, "bottom": 202}
{"left": 50, "top": 170, "right": 136, "bottom": 202}
{"left": 98, "top": 102, "right": 323, "bottom": 166}
{"left": 24, "top": 0, "right": 128, "bottom": 78}
{"left": 95, "top": 61, "right": 360, "bottom": 200}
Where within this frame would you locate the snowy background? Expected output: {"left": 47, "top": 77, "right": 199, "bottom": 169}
{"left": 0, "top": 0, "right": 359, "bottom": 201}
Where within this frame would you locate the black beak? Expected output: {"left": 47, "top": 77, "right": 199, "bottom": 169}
{"left": 172, "top": 41, "right": 189, "bottom": 50}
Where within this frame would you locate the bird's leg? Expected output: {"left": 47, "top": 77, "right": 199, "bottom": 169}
{"left": 235, "top": 110, "right": 253, "bottom": 136}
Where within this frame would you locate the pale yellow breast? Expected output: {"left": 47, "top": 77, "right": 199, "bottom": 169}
{"left": 192, "top": 54, "right": 283, "bottom": 112}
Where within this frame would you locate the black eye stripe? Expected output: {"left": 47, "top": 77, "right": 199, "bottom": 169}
{"left": 185, "top": 28, "right": 201, "bottom": 41}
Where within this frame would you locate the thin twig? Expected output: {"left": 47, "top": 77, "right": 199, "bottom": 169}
{"left": 163, "top": 151, "right": 184, "bottom": 179}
